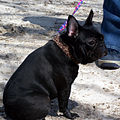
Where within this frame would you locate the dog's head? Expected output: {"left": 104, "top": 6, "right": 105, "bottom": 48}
{"left": 61, "top": 10, "right": 107, "bottom": 64}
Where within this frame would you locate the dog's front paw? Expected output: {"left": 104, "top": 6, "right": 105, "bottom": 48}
{"left": 63, "top": 109, "right": 79, "bottom": 119}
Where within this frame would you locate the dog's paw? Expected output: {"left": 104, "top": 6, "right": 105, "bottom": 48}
{"left": 63, "top": 109, "right": 79, "bottom": 119}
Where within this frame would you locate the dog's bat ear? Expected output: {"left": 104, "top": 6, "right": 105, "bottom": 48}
{"left": 67, "top": 15, "right": 79, "bottom": 37}
{"left": 84, "top": 9, "right": 94, "bottom": 26}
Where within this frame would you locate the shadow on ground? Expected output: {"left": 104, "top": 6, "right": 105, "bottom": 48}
{"left": 49, "top": 99, "right": 79, "bottom": 117}
{"left": 0, "top": 98, "right": 119, "bottom": 120}
{"left": 1, "top": 16, "right": 101, "bottom": 37}
{"left": 23, "top": 16, "right": 101, "bottom": 32}
{"left": 48, "top": 98, "right": 119, "bottom": 119}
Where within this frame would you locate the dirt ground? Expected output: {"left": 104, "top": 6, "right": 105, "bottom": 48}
{"left": 0, "top": 0, "right": 120, "bottom": 120}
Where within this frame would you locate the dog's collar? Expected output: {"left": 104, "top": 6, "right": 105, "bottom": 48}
{"left": 53, "top": 35, "right": 79, "bottom": 64}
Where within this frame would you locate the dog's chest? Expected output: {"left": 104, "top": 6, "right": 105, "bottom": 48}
{"left": 52, "top": 62, "right": 79, "bottom": 91}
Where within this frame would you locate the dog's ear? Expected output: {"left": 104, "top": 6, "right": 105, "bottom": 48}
{"left": 84, "top": 9, "right": 94, "bottom": 26}
{"left": 67, "top": 15, "right": 79, "bottom": 37}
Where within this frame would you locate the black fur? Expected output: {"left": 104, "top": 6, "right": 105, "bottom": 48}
{"left": 3, "top": 10, "right": 107, "bottom": 120}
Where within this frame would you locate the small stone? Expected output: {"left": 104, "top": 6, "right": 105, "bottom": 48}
{"left": 103, "top": 87, "right": 110, "bottom": 92}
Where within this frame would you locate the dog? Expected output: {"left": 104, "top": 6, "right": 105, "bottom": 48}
{"left": 3, "top": 10, "right": 107, "bottom": 120}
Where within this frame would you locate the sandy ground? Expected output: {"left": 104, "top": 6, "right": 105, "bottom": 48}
{"left": 0, "top": 0, "right": 120, "bottom": 120}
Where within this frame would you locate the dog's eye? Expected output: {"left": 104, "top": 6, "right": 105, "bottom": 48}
{"left": 88, "top": 40, "right": 96, "bottom": 46}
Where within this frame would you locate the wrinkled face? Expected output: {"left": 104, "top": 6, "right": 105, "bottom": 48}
{"left": 75, "top": 28, "right": 107, "bottom": 64}
{"left": 66, "top": 10, "right": 107, "bottom": 64}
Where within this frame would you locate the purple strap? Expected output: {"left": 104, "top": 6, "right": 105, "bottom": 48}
{"left": 58, "top": 0, "right": 84, "bottom": 33}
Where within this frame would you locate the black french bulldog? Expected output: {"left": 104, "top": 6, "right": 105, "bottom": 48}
{"left": 3, "top": 10, "right": 107, "bottom": 120}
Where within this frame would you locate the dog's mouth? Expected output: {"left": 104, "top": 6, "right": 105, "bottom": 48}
{"left": 93, "top": 46, "right": 108, "bottom": 60}
{"left": 82, "top": 51, "right": 107, "bottom": 64}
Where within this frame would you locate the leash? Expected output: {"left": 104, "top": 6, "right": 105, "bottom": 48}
{"left": 57, "top": 0, "right": 84, "bottom": 33}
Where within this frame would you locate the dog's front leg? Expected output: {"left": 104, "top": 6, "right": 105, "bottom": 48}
{"left": 58, "top": 86, "right": 79, "bottom": 119}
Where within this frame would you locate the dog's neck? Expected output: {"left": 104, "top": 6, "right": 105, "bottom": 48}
{"left": 53, "top": 35, "right": 79, "bottom": 64}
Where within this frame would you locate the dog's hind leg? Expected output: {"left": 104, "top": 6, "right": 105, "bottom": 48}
{"left": 23, "top": 95, "right": 51, "bottom": 120}
{"left": 4, "top": 95, "right": 51, "bottom": 120}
